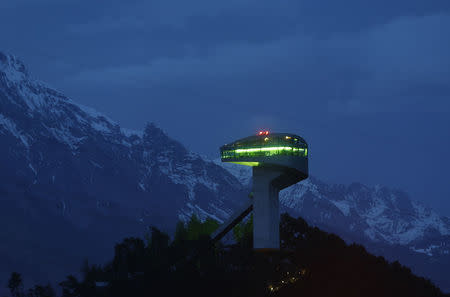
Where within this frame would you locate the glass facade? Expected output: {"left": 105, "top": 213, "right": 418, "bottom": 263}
{"left": 220, "top": 134, "right": 308, "bottom": 160}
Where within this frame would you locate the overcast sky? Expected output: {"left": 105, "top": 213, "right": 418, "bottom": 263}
{"left": 1, "top": 0, "right": 449, "bottom": 214}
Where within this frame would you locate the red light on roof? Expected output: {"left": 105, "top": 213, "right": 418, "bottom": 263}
{"left": 258, "top": 131, "right": 264, "bottom": 135}
{"left": 265, "top": 131, "right": 269, "bottom": 135}
{"left": 258, "top": 130, "right": 270, "bottom": 136}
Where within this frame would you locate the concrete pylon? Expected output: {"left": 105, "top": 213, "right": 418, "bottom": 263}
{"left": 252, "top": 166, "right": 284, "bottom": 250}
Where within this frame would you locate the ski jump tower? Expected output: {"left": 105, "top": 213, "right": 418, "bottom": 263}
{"left": 213, "top": 131, "right": 308, "bottom": 250}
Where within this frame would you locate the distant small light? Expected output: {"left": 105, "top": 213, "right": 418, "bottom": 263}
{"left": 285, "top": 136, "right": 291, "bottom": 139}
{"left": 264, "top": 137, "right": 269, "bottom": 141}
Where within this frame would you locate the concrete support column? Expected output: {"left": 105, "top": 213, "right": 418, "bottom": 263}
{"left": 252, "top": 166, "right": 283, "bottom": 250}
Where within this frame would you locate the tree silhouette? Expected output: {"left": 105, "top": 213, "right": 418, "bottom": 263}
{"left": 7, "top": 214, "right": 450, "bottom": 297}
{"left": 233, "top": 214, "right": 253, "bottom": 247}
{"left": 8, "top": 272, "right": 24, "bottom": 297}
{"left": 26, "top": 284, "right": 56, "bottom": 297}
{"left": 59, "top": 275, "right": 81, "bottom": 297}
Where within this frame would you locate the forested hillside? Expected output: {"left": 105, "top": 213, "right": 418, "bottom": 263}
{"left": 4, "top": 214, "right": 448, "bottom": 297}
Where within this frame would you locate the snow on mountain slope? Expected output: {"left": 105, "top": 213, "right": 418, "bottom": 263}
{"left": 0, "top": 51, "right": 243, "bottom": 223}
{"left": 213, "top": 158, "right": 252, "bottom": 186}
{"left": 0, "top": 52, "right": 121, "bottom": 149}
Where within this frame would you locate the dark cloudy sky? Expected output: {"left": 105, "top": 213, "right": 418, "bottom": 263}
{"left": 1, "top": 0, "right": 449, "bottom": 214}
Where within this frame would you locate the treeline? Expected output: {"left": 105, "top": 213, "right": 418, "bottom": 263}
{"left": 4, "top": 214, "right": 449, "bottom": 297}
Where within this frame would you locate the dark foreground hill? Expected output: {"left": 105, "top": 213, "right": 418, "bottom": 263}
{"left": 5, "top": 214, "right": 448, "bottom": 297}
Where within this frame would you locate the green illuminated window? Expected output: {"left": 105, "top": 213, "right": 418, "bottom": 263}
{"left": 221, "top": 146, "right": 307, "bottom": 159}
{"left": 220, "top": 133, "right": 308, "bottom": 161}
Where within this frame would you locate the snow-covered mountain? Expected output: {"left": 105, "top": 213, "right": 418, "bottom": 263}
{"left": 0, "top": 51, "right": 245, "bottom": 222}
{"left": 283, "top": 178, "right": 450, "bottom": 246}
{"left": 0, "top": 51, "right": 247, "bottom": 286}
{"left": 1, "top": 51, "right": 449, "bottom": 291}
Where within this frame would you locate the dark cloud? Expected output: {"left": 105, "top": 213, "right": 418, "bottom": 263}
{"left": 62, "top": 13, "right": 450, "bottom": 114}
